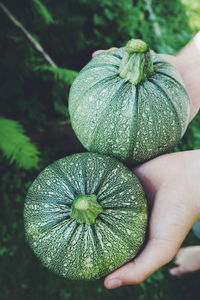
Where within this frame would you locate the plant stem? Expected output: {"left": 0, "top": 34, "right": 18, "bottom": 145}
{"left": 119, "top": 39, "right": 154, "bottom": 85}
{"left": 144, "top": 0, "right": 162, "bottom": 38}
{"left": 70, "top": 195, "right": 103, "bottom": 225}
{"left": 0, "top": 1, "right": 56, "bottom": 66}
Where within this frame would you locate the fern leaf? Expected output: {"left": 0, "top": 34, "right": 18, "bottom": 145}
{"left": 35, "top": 65, "right": 78, "bottom": 84}
{"left": 0, "top": 118, "right": 40, "bottom": 169}
{"left": 33, "top": 0, "right": 54, "bottom": 24}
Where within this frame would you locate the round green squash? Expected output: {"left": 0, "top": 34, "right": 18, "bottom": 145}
{"left": 69, "top": 39, "right": 190, "bottom": 163}
{"left": 24, "top": 152, "right": 147, "bottom": 280}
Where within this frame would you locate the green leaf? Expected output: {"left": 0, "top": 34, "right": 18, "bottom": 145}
{"left": 0, "top": 247, "right": 9, "bottom": 257}
{"left": 0, "top": 118, "right": 40, "bottom": 169}
{"left": 33, "top": 0, "right": 54, "bottom": 24}
{"left": 93, "top": 14, "right": 105, "bottom": 26}
{"left": 34, "top": 65, "right": 78, "bottom": 84}
{"left": 54, "top": 101, "right": 69, "bottom": 120}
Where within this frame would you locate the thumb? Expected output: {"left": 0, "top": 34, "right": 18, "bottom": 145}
{"left": 104, "top": 238, "right": 177, "bottom": 289}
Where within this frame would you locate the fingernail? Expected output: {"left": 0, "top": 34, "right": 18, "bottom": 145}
{"left": 106, "top": 279, "right": 122, "bottom": 289}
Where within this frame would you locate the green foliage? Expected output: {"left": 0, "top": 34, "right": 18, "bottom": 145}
{"left": 175, "top": 114, "right": 200, "bottom": 151}
{"left": 32, "top": 0, "right": 54, "bottom": 24}
{"left": 181, "top": 0, "right": 200, "bottom": 31}
{"left": 188, "top": 115, "right": 200, "bottom": 149}
{"left": 0, "top": 118, "right": 40, "bottom": 169}
{"left": 34, "top": 65, "right": 78, "bottom": 84}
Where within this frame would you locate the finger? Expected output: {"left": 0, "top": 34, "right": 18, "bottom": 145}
{"left": 169, "top": 266, "right": 185, "bottom": 276}
{"left": 174, "top": 248, "right": 184, "bottom": 264}
{"left": 104, "top": 238, "right": 175, "bottom": 289}
{"left": 107, "top": 47, "right": 118, "bottom": 51}
{"left": 104, "top": 187, "right": 193, "bottom": 289}
{"left": 92, "top": 47, "right": 118, "bottom": 57}
{"left": 92, "top": 50, "right": 105, "bottom": 57}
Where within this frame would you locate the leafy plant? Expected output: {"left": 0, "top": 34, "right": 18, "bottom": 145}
{"left": 34, "top": 65, "right": 78, "bottom": 84}
{"left": 32, "top": 0, "right": 55, "bottom": 25}
{"left": 0, "top": 118, "right": 40, "bottom": 169}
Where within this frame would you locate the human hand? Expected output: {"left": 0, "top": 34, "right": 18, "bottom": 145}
{"left": 104, "top": 150, "right": 200, "bottom": 289}
{"left": 92, "top": 35, "right": 200, "bottom": 289}
{"left": 170, "top": 246, "right": 200, "bottom": 275}
{"left": 160, "top": 31, "right": 200, "bottom": 121}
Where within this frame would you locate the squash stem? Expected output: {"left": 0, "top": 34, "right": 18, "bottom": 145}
{"left": 119, "top": 39, "right": 154, "bottom": 85}
{"left": 70, "top": 194, "right": 103, "bottom": 225}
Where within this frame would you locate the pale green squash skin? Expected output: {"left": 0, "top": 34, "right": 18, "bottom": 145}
{"left": 24, "top": 152, "right": 147, "bottom": 280}
{"left": 69, "top": 46, "right": 190, "bottom": 163}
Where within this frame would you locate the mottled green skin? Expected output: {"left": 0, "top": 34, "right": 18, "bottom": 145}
{"left": 24, "top": 152, "right": 147, "bottom": 280}
{"left": 69, "top": 48, "right": 190, "bottom": 163}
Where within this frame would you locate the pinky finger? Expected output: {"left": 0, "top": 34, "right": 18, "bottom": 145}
{"left": 169, "top": 267, "right": 185, "bottom": 276}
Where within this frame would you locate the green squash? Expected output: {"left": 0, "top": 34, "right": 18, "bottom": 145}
{"left": 24, "top": 152, "right": 147, "bottom": 280}
{"left": 69, "top": 39, "right": 190, "bottom": 163}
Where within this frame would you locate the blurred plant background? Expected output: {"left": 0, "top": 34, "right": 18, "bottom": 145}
{"left": 0, "top": 0, "right": 200, "bottom": 299}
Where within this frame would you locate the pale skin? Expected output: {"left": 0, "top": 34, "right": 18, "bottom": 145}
{"left": 92, "top": 32, "right": 200, "bottom": 289}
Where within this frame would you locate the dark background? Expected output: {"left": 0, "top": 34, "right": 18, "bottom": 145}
{"left": 0, "top": 0, "right": 200, "bottom": 299}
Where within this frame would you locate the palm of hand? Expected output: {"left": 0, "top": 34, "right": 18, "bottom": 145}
{"left": 104, "top": 151, "right": 200, "bottom": 288}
